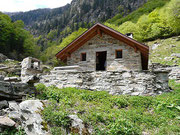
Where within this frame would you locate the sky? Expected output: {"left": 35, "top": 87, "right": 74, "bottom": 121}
{"left": 0, "top": 0, "right": 72, "bottom": 12}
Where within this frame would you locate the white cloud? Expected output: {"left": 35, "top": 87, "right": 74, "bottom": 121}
{"left": 0, "top": 0, "right": 72, "bottom": 12}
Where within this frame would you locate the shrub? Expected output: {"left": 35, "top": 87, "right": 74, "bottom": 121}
{"left": 35, "top": 83, "right": 47, "bottom": 99}
{"left": 0, "top": 127, "right": 25, "bottom": 135}
{"left": 128, "top": 96, "right": 154, "bottom": 108}
{"left": 107, "top": 119, "right": 140, "bottom": 135}
{"left": 42, "top": 101, "right": 71, "bottom": 128}
{"left": 111, "top": 96, "right": 129, "bottom": 108}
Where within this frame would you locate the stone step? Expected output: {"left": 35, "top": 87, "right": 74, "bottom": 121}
{"left": 4, "top": 77, "right": 21, "bottom": 82}
{"left": 53, "top": 65, "right": 81, "bottom": 71}
{"left": 51, "top": 70, "right": 78, "bottom": 74}
{"left": 41, "top": 75, "right": 58, "bottom": 78}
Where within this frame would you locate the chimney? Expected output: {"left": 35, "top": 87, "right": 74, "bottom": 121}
{"left": 126, "top": 33, "right": 133, "bottom": 39}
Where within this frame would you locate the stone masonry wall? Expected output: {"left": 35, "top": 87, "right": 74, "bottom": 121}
{"left": 40, "top": 70, "right": 170, "bottom": 96}
{"left": 67, "top": 33, "right": 142, "bottom": 71}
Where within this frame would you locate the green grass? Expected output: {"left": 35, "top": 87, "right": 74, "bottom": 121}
{"left": 36, "top": 80, "right": 180, "bottom": 135}
{"left": 148, "top": 36, "right": 180, "bottom": 66}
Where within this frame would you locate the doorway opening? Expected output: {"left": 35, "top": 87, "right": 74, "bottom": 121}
{"left": 96, "top": 51, "right": 107, "bottom": 71}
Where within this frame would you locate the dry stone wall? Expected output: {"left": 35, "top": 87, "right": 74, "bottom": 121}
{"left": 40, "top": 70, "right": 170, "bottom": 96}
{"left": 67, "top": 34, "right": 142, "bottom": 71}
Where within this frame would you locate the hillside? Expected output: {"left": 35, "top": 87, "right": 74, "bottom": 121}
{"left": 105, "top": 0, "right": 180, "bottom": 41}
{"left": 106, "top": 0, "right": 170, "bottom": 25}
{"left": 32, "top": 81, "right": 180, "bottom": 135}
{"left": 10, "top": 0, "right": 147, "bottom": 36}
{"left": 148, "top": 36, "right": 180, "bottom": 66}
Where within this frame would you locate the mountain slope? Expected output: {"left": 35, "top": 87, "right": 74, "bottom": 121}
{"left": 105, "top": 0, "right": 180, "bottom": 41}
{"left": 10, "top": 0, "right": 148, "bottom": 36}
{"left": 148, "top": 36, "right": 180, "bottom": 66}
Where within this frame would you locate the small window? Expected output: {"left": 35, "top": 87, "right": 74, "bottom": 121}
{"left": 116, "top": 50, "right": 123, "bottom": 59}
{"left": 81, "top": 53, "right": 86, "bottom": 61}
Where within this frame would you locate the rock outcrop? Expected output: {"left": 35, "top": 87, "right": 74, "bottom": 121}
{"left": 0, "top": 57, "right": 42, "bottom": 101}
{"left": 0, "top": 81, "right": 35, "bottom": 100}
{"left": 21, "top": 57, "right": 42, "bottom": 83}
{"left": 0, "top": 100, "right": 49, "bottom": 135}
{"left": 0, "top": 53, "right": 8, "bottom": 63}
{"left": 11, "top": 0, "right": 148, "bottom": 36}
{"left": 18, "top": 100, "right": 47, "bottom": 135}
{"left": 0, "top": 116, "right": 16, "bottom": 132}
{"left": 68, "top": 115, "right": 89, "bottom": 135}
{"left": 0, "top": 100, "right": 8, "bottom": 110}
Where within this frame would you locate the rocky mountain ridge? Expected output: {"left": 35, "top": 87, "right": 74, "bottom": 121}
{"left": 10, "top": 0, "right": 148, "bottom": 36}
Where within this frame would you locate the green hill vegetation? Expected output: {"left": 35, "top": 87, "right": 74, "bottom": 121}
{"left": 107, "top": 0, "right": 170, "bottom": 25}
{"left": 148, "top": 36, "right": 180, "bottom": 66}
{"left": 0, "top": 12, "right": 40, "bottom": 60}
{"left": 35, "top": 80, "right": 180, "bottom": 135}
{"left": 40, "top": 28, "right": 87, "bottom": 65}
{"left": 105, "top": 0, "right": 180, "bottom": 41}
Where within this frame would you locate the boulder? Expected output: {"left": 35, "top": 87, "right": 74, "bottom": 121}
{"left": 68, "top": 115, "right": 90, "bottom": 135}
{"left": 0, "top": 53, "right": 8, "bottom": 63}
{"left": 8, "top": 111, "right": 21, "bottom": 122}
{"left": 8, "top": 101, "right": 20, "bottom": 111}
{"left": 0, "top": 81, "right": 35, "bottom": 100}
{"left": 19, "top": 100, "right": 43, "bottom": 113}
{"left": 171, "top": 53, "right": 180, "bottom": 58}
{"left": 0, "top": 116, "right": 16, "bottom": 127}
{"left": 164, "top": 57, "right": 174, "bottom": 61}
{"left": 5, "top": 59, "right": 15, "bottom": 62}
{"left": 4, "top": 77, "right": 21, "bottom": 82}
{"left": 19, "top": 100, "right": 48, "bottom": 135}
{"left": 1, "top": 100, "right": 49, "bottom": 135}
{"left": 0, "top": 75, "right": 5, "bottom": 81}
{"left": 152, "top": 43, "right": 160, "bottom": 50}
{"left": 0, "top": 100, "right": 8, "bottom": 110}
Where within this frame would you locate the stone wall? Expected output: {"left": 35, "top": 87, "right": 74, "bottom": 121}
{"left": 40, "top": 70, "right": 170, "bottom": 96}
{"left": 149, "top": 63, "right": 180, "bottom": 82}
{"left": 67, "top": 33, "right": 142, "bottom": 71}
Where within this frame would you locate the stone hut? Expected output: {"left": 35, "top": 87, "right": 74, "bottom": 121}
{"left": 40, "top": 23, "right": 170, "bottom": 96}
{"left": 56, "top": 23, "right": 149, "bottom": 71}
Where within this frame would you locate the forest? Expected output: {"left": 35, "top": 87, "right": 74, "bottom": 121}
{"left": 0, "top": 12, "right": 39, "bottom": 59}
